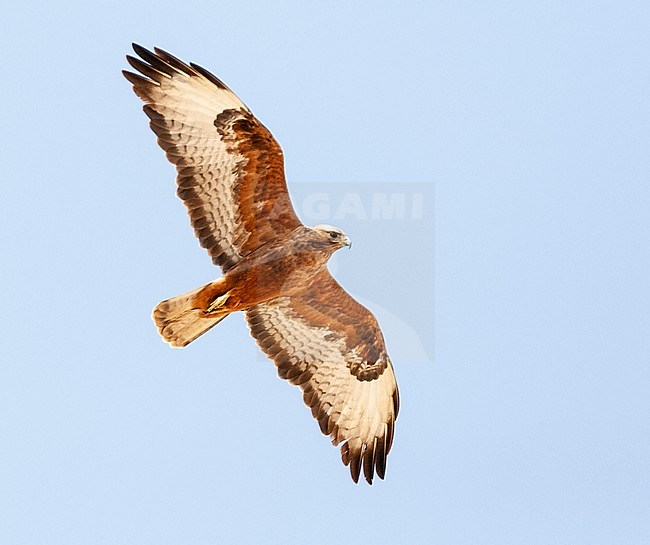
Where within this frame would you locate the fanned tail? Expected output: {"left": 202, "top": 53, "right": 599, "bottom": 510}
{"left": 152, "top": 285, "right": 228, "bottom": 348}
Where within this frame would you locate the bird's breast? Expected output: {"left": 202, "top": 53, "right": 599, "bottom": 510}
{"left": 225, "top": 246, "right": 328, "bottom": 307}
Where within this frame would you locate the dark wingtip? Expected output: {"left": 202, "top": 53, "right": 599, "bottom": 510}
{"left": 122, "top": 69, "right": 135, "bottom": 81}
{"left": 375, "top": 436, "right": 387, "bottom": 480}
{"left": 132, "top": 42, "right": 150, "bottom": 57}
{"left": 349, "top": 456, "right": 361, "bottom": 484}
{"left": 190, "top": 62, "right": 228, "bottom": 89}
{"left": 362, "top": 445, "right": 376, "bottom": 485}
{"left": 153, "top": 47, "right": 196, "bottom": 75}
{"left": 393, "top": 384, "right": 400, "bottom": 418}
{"left": 129, "top": 43, "right": 175, "bottom": 76}
{"left": 122, "top": 70, "right": 148, "bottom": 86}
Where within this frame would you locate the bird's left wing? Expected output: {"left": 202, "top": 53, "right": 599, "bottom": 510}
{"left": 245, "top": 270, "right": 399, "bottom": 484}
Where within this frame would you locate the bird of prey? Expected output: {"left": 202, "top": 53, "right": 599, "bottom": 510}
{"left": 123, "top": 44, "right": 399, "bottom": 484}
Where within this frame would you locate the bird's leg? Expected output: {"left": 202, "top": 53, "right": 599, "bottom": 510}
{"left": 206, "top": 292, "right": 230, "bottom": 314}
{"left": 191, "top": 277, "right": 233, "bottom": 315}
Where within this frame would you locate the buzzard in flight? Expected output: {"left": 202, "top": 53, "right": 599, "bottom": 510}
{"left": 123, "top": 45, "right": 399, "bottom": 484}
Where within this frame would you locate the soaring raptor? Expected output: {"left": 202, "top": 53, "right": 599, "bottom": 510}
{"left": 123, "top": 44, "right": 399, "bottom": 484}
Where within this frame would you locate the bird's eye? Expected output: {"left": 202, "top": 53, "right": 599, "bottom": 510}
{"left": 329, "top": 231, "right": 339, "bottom": 239}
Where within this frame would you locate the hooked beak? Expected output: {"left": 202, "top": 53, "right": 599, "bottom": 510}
{"left": 343, "top": 235, "right": 352, "bottom": 249}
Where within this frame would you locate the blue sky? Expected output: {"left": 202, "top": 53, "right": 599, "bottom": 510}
{"left": 2, "top": 2, "right": 649, "bottom": 544}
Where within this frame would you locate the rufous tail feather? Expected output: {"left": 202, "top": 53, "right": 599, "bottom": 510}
{"left": 152, "top": 284, "right": 228, "bottom": 348}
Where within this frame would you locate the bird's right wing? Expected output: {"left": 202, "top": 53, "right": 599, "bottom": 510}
{"left": 123, "top": 44, "right": 302, "bottom": 271}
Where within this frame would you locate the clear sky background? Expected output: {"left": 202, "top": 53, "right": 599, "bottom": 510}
{"left": 2, "top": 2, "right": 649, "bottom": 544}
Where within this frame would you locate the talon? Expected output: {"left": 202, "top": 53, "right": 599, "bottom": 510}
{"left": 206, "top": 292, "right": 230, "bottom": 314}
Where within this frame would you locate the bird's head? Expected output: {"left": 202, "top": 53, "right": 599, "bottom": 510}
{"left": 310, "top": 224, "right": 352, "bottom": 251}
